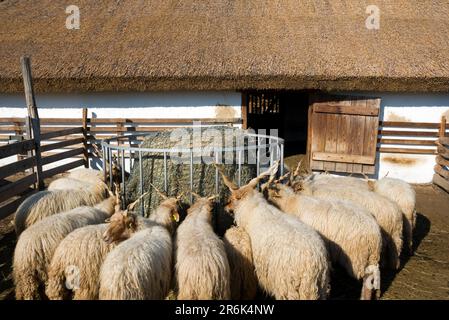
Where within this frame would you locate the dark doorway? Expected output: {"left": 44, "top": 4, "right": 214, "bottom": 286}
{"left": 246, "top": 91, "right": 310, "bottom": 158}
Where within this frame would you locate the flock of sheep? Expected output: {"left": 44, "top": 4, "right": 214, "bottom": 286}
{"left": 11, "top": 159, "right": 416, "bottom": 300}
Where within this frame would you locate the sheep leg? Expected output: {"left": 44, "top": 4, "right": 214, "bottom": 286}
{"left": 360, "top": 274, "right": 374, "bottom": 300}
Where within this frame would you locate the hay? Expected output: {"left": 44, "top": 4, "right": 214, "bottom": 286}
{"left": 125, "top": 127, "right": 257, "bottom": 235}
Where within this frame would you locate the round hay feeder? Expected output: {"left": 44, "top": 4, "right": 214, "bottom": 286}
{"left": 100, "top": 126, "right": 284, "bottom": 235}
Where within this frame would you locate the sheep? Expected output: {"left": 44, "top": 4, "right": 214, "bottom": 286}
{"left": 13, "top": 194, "right": 118, "bottom": 300}
{"left": 369, "top": 177, "right": 416, "bottom": 253}
{"left": 223, "top": 226, "right": 258, "bottom": 300}
{"left": 45, "top": 193, "right": 145, "bottom": 300}
{"left": 218, "top": 163, "right": 331, "bottom": 300}
{"left": 48, "top": 177, "right": 109, "bottom": 201}
{"left": 175, "top": 194, "right": 231, "bottom": 300}
{"left": 14, "top": 187, "right": 109, "bottom": 236}
{"left": 296, "top": 167, "right": 416, "bottom": 253}
{"left": 295, "top": 179, "right": 403, "bottom": 270}
{"left": 98, "top": 185, "right": 182, "bottom": 300}
{"left": 262, "top": 175, "right": 382, "bottom": 300}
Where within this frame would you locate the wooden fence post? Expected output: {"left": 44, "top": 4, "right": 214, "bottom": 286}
{"left": 82, "top": 107, "right": 89, "bottom": 168}
{"left": 439, "top": 116, "right": 447, "bottom": 138}
{"left": 21, "top": 56, "right": 44, "bottom": 190}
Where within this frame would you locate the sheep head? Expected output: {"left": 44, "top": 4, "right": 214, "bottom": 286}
{"left": 103, "top": 210, "right": 137, "bottom": 244}
{"left": 92, "top": 143, "right": 129, "bottom": 184}
{"left": 150, "top": 182, "right": 182, "bottom": 224}
{"left": 187, "top": 193, "right": 217, "bottom": 220}
{"left": 216, "top": 162, "right": 279, "bottom": 215}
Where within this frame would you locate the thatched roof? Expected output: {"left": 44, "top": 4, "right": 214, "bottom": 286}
{"left": 1, "top": 0, "right": 449, "bottom": 93}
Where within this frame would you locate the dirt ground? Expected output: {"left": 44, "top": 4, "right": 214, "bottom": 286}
{"left": 0, "top": 182, "right": 448, "bottom": 300}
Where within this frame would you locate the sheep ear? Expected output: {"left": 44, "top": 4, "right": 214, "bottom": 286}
{"left": 207, "top": 194, "right": 218, "bottom": 202}
{"left": 214, "top": 164, "right": 238, "bottom": 191}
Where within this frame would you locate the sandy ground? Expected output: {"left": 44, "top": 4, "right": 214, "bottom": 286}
{"left": 0, "top": 181, "right": 448, "bottom": 300}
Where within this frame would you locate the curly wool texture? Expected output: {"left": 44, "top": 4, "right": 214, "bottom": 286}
{"left": 14, "top": 188, "right": 108, "bottom": 236}
{"left": 234, "top": 190, "right": 330, "bottom": 300}
{"left": 46, "top": 224, "right": 117, "bottom": 300}
{"left": 175, "top": 198, "right": 231, "bottom": 300}
{"left": 99, "top": 202, "right": 177, "bottom": 300}
{"left": 13, "top": 197, "right": 116, "bottom": 300}
{"left": 372, "top": 177, "right": 416, "bottom": 251}
{"left": 305, "top": 174, "right": 416, "bottom": 251}
{"left": 223, "top": 226, "right": 257, "bottom": 300}
{"left": 302, "top": 183, "right": 403, "bottom": 270}
{"left": 48, "top": 177, "right": 109, "bottom": 199}
{"left": 266, "top": 184, "right": 382, "bottom": 280}
{"left": 68, "top": 168, "right": 105, "bottom": 184}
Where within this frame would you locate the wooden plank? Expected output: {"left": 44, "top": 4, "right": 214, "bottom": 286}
{"left": 42, "top": 159, "right": 86, "bottom": 179}
{"left": 82, "top": 108, "right": 89, "bottom": 168}
{"left": 351, "top": 114, "right": 366, "bottom": 173}
{"left": 378, "top": 147, "right": 437, "bottom": 155}
{"left": 40, "top": 127, "right": 83, "bottom": 140}
{"left": 379, "top": 130, "right": 439, "bottom": 137}
{"left": 434, "top": 164, "right": 449, "bottom": 180}
{"left": 314, "top": 104, "right": 379, "bottom": 116}
{"left": 0, "top": 191, "right": 38, "bottom": 221}
{"left": 41, "top": 148, "right": 84, "bottom": 165}
{"left": 310, "top": 110, "right": 326, "bottom": 171}
{"left": 0, "top": 139, "right": 35, "bottom": 159}
{"left": 0, "top": 174, "right": 36, "bottom": 203}
{"left": 40, "top": 137, "right": 85, "bottom": 152}
{"left": 436, "top": 155, "right": 449, "bottom": 168}
{"left": 335, "top": 113, "right": 350, "bottom": 172}
{"left": 439, "top": 116, "right": 447, "bottom": 138}
{"left": 323, "top": 113, "right": 338, "bottom": 171}
{"left": 362, "top": 98, "right": 380, "bottom": 173}
{"left": 379, "top": 139, "right": 437, "bottom": 146}
{"left": 313, "top": 152, "right": 375, "bottom": 165}
{"left": 0, "top": 156, "right": 36, "bottom": 180}
{"left": 437, "top": 145, "right": 449, "bottom": 159}
{"left": 433, "top": 173, "right": 449, "bottom": 193}
{"left": 380, "top": 121, "right": 440, "bottom": 129}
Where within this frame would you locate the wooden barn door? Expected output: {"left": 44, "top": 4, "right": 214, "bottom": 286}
{"left": 308, "top": 95, "right": 381, "bottom": 174}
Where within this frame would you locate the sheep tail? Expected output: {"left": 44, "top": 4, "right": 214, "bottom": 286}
{"left": 360, "top": 264, "right": 381, "bottom": 300}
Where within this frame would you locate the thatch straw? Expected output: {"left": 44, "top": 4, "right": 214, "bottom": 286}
{"left": 1, "top": 0, "right": 449, "bottom": 93}
{"left": 125, "top": 127, "right": 257, "bottom": 235}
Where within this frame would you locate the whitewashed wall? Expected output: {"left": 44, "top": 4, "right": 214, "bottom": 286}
{"left": 336, "top": 92, "right": 449, "bottom": 183}
{"left": 0, "top": 91, "right": 241, "bottom": 169}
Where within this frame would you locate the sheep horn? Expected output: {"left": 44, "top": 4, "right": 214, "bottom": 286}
{"left": 214, "top": 163, "right": 238, "bottom": 190}
{"left": 247, "top": 161, "right": 279, "bottom": 189}
{"left": 127, "top": 191, "right": 150, "bottom": 212}
{"left": 189, "top": 191, "right": 202, "bottom": 199}
{"left": 293, "top": 160, "right": 302, "bottom": 178}
{"left": 207, "top": 194, "right": 219, "bottom": 201}
{"left": 149, "top": 182, "right": 168, "bottom": 200}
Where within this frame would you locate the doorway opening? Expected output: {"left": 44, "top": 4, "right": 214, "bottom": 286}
{"left": 245, "top": 90, "right": 310, "bottom": 171}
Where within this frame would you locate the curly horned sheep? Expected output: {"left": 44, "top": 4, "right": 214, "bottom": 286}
{"left": 13, "top": 195, "right": 118, "bottom": 300}
{"left": 99, "top": 185, "right": 182, "bottom": 300}
{"left": 218, "top": 163, "right": 330, "bottom": 300}
{"left": 223, "top": 226, "right": 258, "bottom": 300}
{"left": 45, "top": 194, "right": 145, "bottom": 300}
{"left": 14, "top": 186, "right": 109, "bottom": 236}
{"left": 175, "top": 193, "right": 231, "bottom": 300}
{"left": 263, "top": 175, "right": 382, "bottom": 300}
{"left": 299, "top": 171, "right": 416, "bottom": 252}
{"left": 295, "top": 179, "right": 403, "bottom": 270}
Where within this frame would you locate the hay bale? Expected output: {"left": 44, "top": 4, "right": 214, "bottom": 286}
{"left": 125, "top": 127, "right": 257, "bottom": 235}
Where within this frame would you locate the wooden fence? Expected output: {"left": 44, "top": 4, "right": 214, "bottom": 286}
{"left": 0, "top": 127, "right": 86, "bottom": 220}
{"left": 433, "top": 116, "right": 449, "bottom": 193}
{"left": 378, "top": 121, "right": 448, "bottom": 155}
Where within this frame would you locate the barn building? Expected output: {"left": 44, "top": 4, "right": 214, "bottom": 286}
{"left": 1, "top": 1, "right": 449, "bottom": 183}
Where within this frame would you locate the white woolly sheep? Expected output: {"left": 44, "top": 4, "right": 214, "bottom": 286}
{"left": 14, "top": 187, "right": 110, "bottom": 236}
{"left": 263, "top": 179, "right": 382, "bottom": 300}
{"left": 218, "top": 164, "right": 331, "bottom": 300}
{"left": 223, "top": 226, "right": 258, "bottom": 300}
{"left": 299, "top": 171, "right": 416, "bottom": 252}
{"left": 45, "top": 192, "right": 146, "bottom": 300}
{"left": 13, "top": 195, "right": 117, "bottom": 300}
{"left": 297, "top": 181, "right": 403, "bottom": 270}
{"left": 99, "top": 187, "right": 181, "bottom": 300}
{"left": 175, "top": 194, "right": 231, "bottom": 300}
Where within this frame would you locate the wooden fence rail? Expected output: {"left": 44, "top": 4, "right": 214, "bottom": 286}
{"left": 0, "top": 127, "right": 86, "bottom": 220}
{"left": 433, "top": 116, "right": 449, "bottom": 193}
